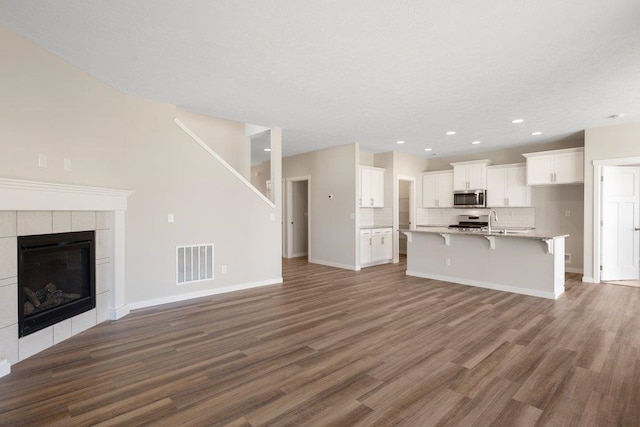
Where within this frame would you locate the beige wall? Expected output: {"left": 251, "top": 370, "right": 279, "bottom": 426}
{"left": 532, "top": 185, "right": 584, "bottom": 271}
{"left": 175, "top": 109, "right": 251, "bottom": 180}
{"left": 584, "top": 122, "right": 640, "bottom": 280}
{"left": 250, "top": 160, "right": 271, "bottom": 198}
{"left": 0, "top": 26, "right": 281, "bottom": 306}
{"left": 283, "top": 144, "right": 358, "bottom": 269}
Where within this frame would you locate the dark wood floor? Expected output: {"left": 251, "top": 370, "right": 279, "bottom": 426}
{"left": 1, "top": 257, "right": 639, "bottom": 426}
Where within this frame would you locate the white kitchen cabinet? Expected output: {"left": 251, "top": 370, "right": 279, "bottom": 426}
{"left": 360, "top": 227, "right": 392, "bottom": 266}
{"left": 523, "top": 147, "right": 584, "bottom": 185}
{"left": 486, "top": 164, "right": 531, "bottom": 207}
{"left": 451, "top": 159, "right": 492, "bottom": 190}
{"left": 360, "top": 166, "right": 385, "bottom": 207}
{"left": 422, "top": 171, "right": 454, "bottom": 208}
{"left": 360, "top": 229, "right": 372, "bottom": 265}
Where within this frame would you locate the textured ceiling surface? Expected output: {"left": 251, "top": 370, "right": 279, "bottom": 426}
{"left": 1, "top": 1, "right": 639, "bottom": 158}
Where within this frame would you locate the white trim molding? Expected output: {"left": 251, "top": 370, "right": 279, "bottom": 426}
{"left": 128, "top": 278, "right": 283, "bottom": 310}
{"left": 0, "top": 178, "right": 133, "bottom": 211}
{"left": 308, "top": 258, "right": 359, "bottom": 271}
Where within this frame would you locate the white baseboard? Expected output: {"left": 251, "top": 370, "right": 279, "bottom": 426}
{"left": 288, "top": 252, "right": 308, "bottom": 258}
{"left": 582, "top": 276, "right": 597, "bottom": 283}
{"left": 406, "top": 270, "right": 560, "bottom": 300}
{"left": 565, "top": 267, "right": 583, "bottom": 274}
{"left": 0, "top": 359, "right": 10, "bottom": 378}
{"left": 361, "top": 259, "right": 393, "bottom": 269}
{"left": 128, "top": 277, "right": 283, "bottom": 310}
{"left": 107, "top": 305, "right": 131, "bottom": 321}
{"left": 308, "top": 258, "right": 358, "bottom": 271}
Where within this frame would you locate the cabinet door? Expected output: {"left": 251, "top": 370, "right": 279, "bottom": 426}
{"left": 453, "top": 165, "right": 469, "bottom": 191}
{"left": 438, "top": 172, "right": 454, "bottom": 207}
{"left": 467, "top": 163, "right": 487, "bottom": 189}
{"left": 554, "top": 151, "right": 584, "bottom": 184}
{"left": 486, "top": 168, "right": 507, "bottom": 207}
{"left": 506, "top": 166, "right": 531, "bottom": 206}
{"left": 382, "top": 229, "right": 393, "bottom": 260}
{"left": 360, "top": 236, "right": 372, "bottom": 264}
{"left": 360, "top": 168, "right": 371, "bottom": 206}
{"left": 372, "top": 169, "right": 385, "bottom": 207}
{"left": 422, "top": 174, "right": 438, "bottom": 207}
{"left": 371, "top": 235, "right": 385, "bottom": 262}
{"left": 527, "top": 155, "right": 554, "bottom": 185}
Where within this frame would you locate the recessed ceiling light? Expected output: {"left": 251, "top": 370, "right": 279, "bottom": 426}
{"left": 396, "top": 140, "right": 405, "bottom": 144}
{"left": 531, "top": 131, "right": 542, "bottom": 136}
{"left": 264, "top": 148, "right": 271, "bottom": 152}
{"left": 609, "top": 114, "right": 625, "bottom": 119}
{"left": 471, "top": 141, "right": 481, "bottom": 145}
{"left": 446, "top": 131, "right": 456, "bottom": 135}
{"left": 424, "top": 148, "right": 433, "bottom": 152}
{"left": 512, "top": 119, "right": 524, "bottom": 124}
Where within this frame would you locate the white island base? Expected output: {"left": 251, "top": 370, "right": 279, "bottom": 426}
{"left": 403, "top": 230, "right": 567, "bottom": 299}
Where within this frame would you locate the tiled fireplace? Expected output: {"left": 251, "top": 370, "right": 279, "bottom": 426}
{"left": 0, "top": 178, "right": 132, "bottom": 378}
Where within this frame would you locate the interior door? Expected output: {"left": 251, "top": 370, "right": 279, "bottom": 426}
{"left": 601, "top": 166, "right": 640, "bottom": 281}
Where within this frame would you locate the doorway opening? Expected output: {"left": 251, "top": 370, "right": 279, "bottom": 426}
{"left": 285, "top": 177, "right": 311, "bottom": 259}
{"left": 396, "top": 176, "right": 415, "bottom": 263}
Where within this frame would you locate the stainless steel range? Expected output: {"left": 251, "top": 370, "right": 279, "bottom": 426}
{"left": 448, "top": 215, "right": 488, "bottom": 231}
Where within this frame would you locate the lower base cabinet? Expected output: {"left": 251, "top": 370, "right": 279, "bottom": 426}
{"left": 360, "top": 228, "right": 393, "bottom": 267}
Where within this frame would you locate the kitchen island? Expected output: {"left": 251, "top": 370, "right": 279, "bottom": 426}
{"left": 401, "top": 227, "right": 568, "bottom": 299}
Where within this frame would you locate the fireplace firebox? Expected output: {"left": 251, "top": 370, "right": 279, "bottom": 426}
{"left": 18, "top": 231, "right": 96, "bottom": 337}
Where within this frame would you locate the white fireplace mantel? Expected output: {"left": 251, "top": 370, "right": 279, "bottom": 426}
{"left": 0, "top": 178, "right": 133, "bottom": 211}
{"left": 0, "top": 177, "right": 133, "bottom": 378}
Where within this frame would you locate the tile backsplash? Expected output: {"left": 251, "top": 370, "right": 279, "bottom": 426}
{"left": 359, "top": 207, "right": 393, "bottom": 227}
{"left": 418, "top": 207, "right": 535, "bottom": 228}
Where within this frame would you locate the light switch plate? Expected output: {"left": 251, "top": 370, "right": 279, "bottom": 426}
{"left": 167, "top": 213, "right": 174, "bottom": 223}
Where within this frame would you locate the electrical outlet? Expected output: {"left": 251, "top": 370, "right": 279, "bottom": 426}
{"left": 167, "top": 213, "right": 174, "bottom": 223}
{"left": 221, "top": 265, "right": 227, "bottom": 274}
{"left": 445, "top": 258, "right": 451, "bottom": 266}
{"left": 565, "top": 210, "right": 571, "bottom": 217}
{"left": 64, "top": 158, "right": 72, "bottom": 171}
{"left": 38, "top": 153, "right": 47, "bottom": 168}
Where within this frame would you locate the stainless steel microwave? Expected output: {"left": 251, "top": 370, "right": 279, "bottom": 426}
{"left": 453, "top": 189, "right": 486, "bottom": 208}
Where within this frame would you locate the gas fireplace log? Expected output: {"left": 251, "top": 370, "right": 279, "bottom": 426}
{"left": 24, "top": 287, "right": 41, "bottom": 307}
{"left": 62, "top": 293, "right": 81, "bottom": 299}
{"left": 24, "top": 301, "right": 35, "bottom": 315}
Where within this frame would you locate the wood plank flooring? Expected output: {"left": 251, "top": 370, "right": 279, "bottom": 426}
{"left": 1, "top": 257, "right": 640, "bottom": 426}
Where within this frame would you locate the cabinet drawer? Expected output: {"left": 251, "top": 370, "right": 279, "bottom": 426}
{"left": 360, "top": 229, "right": 372, "bottom": 237}
{"left": 382, "top": 229, "right": 392, "bottom": 236}
{"left": 372, "top": 229, "right": 384, "bottom": 236}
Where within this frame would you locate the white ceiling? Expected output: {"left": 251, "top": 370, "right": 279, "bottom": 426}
{"left": 1, "top": 1, "right": 639, "bottom": 159}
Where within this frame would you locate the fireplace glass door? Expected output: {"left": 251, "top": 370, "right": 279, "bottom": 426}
{"left": 18, "top": 231, "right": 96, "bottom": 337}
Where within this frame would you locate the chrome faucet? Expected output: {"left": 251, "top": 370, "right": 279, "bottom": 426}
{"left": 488, "top": 210, "right": 498, "bottom": 233}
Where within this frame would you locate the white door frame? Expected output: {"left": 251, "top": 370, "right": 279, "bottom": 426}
{"left": 395, "top": 175, "right": 416, "bottom": 263}
{"left": 286, "top": 176, "right": 311, "bottom": 259}
{"left": 592, "top": 156, "right": 640, "bottom": 283}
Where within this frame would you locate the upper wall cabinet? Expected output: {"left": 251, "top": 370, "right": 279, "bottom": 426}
{"left": 486, "top": 163, "right": 531, "bottom": 207}
{"left": 422, "top": 170, "right": 454, "bottom": 208}
{"left": 360, "top": 166, "right": 385, "bottom": 207}
{"left": 523, "top": 147, "right": 584, "bottom": 186}
{"left": 450, "top": 159, "right": 492, "bottom": 190}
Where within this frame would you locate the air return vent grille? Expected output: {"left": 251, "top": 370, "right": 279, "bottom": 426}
{"left": 177, "top": 244, "right": 214, "bottom": 285}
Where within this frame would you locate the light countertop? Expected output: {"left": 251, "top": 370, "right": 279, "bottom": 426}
{"left": 402, "top": 227, "right": 568, "bottom": 240}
